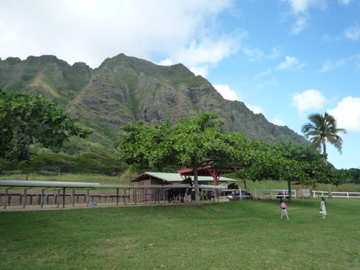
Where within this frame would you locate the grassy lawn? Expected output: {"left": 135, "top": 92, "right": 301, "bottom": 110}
{"left": 0, "top": 199, "right": 359, "bottom": 270}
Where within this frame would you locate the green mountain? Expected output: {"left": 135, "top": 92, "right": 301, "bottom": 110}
{"left": 0, "top": 53, "right": 306, "bottom": 155}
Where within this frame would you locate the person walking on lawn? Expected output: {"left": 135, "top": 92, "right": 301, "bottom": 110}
{"left": 320, "top": 197, "right": 327, "bottom": 219}
{"left": 279, "top": 199, "right": 289, "bottom": 220}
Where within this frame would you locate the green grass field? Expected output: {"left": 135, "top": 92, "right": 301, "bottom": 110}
{"left": 0, "top": 199, "right": 359, "bottom": 270}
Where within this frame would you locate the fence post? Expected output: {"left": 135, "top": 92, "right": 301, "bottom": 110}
{"left": 72, "top": 189, "right": 75, "bottom": 207}
{"left": 23, "top": 188, "right": 31, "bottom": 208}
{"left": 4, "top": 188, "right": 11, "bottom": 209}
{"left": 62, "top": 188, "right": 66, "bottom": 208}
{"left": 41, "top": 188, "right": 46, "bottom": 208}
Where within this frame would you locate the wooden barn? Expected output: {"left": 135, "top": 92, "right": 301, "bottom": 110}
{"left": 131, "top": 172, "right": 238, "bottom": 201}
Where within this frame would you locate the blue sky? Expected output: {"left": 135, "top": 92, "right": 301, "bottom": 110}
{"left": 1, "top": 0, "right": 359, "bottom": 169}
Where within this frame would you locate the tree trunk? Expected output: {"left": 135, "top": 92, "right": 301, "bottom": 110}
{"left": 323, "top": 143, "right": 333, "bottom": 199}
{"left": 287, "top": 180, "right": 292, "bottom": 202}
{"left": 192, "top": 160, "right": 202, "bottom": 207}
{"left": 327, "top": 184, "right": 332, "bottom": 199}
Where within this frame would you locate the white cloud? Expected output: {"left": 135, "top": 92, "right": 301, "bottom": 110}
{"left": 292, "top": 89, "right": 327, "bottom": 114}
{"left": 190, "top": 65, "right": 210, "bottom": 77}
{"left": 281, "top": 0, "right": 327, "bottom": 34}
{"left": 246, "top": 104, "right": 264, "bottom": 114}
{"left": 0, "top": 0, "right": 239, "bottom": 71}
{"left": 344, "top": 24, "right": 360, "bottom": 41}
{"left": 243, "top": 46, "right": 281, "bottom": 62}
{"left": 255, "top": 68, "right": 273, "bottom": 78}
{"left": 319, "top": 59, "right": 346, "bottom": 72}
{"left": 327, "top": 97, "right": 360, "bottom": 132}
{"left": 283, "top": 0, "right": 327, "bottom": 14}
{"left": 255, "top": 55, "right": 305, "bottom": 78}
{"left": 338, "top": 0, "right": 353, "bottom": 5}
{"left": 258, "top": 78, "right": 278, "bottom": 88}
{"left": 170, "top": 32, "right": 244, "bottom": 77}
{"left": 213, "top": 84, "right": 264, "bottom": 115}
{"left": 321, "top": 34, "right": 340, "bottom": 42}
{"left": 276, "top": 56, "right": 305, "bottom": 70}
{"left": 158, "top": 58, "right": 173, "bottom": 66}
{"left": 268, "top": 47, "right": 281, "bottom": 59}
{"left": 272, "top": 118, "right": 285, "bottom": 126}
{"left": 213, "top": 84, "right": 240, "bottom": 101}
{"left": 291, "top": 14, "right": 310, "bottom": 35}
{"left": 243, "top": 47, "right": 264, "bottom": 62}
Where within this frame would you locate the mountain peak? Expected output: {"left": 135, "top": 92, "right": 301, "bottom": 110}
{"left": 0, "top": 53, "right": 307, "bottom": 155}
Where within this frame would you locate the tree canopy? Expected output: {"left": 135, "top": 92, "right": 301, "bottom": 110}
{"left": 115, "top": 113, "right": 347, "bottom": 204}
{"left": 302, "top": 112, "right": 346, "bottom": 155}
{"left": 115, "top": 113, "right": 250, "bottom": 206}
{"left": 0, "top": 89, "right": 92, "bottom": 161}
{"left": 236, "top": 141, "right": 336, "bottom": 201}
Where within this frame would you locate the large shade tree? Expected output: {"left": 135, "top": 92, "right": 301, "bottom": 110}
{"left": 301, "top": 112, "right": 346, "bottom": 198}
{"left": 114, "top": 113, "right": 250, "bottom": 207}
{"left": 0, "top": 90, "right": 92, "bottom": 161}
{"left": 237, "top": 141, "right": 333, "bottom": 201}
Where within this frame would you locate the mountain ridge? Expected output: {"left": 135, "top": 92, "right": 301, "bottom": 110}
{"left": 0, "top": 53, "right": 307, "bottom": 155}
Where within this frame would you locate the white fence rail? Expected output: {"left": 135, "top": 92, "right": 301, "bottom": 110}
{"left": 246, "top": 189, "right": 295, "bottom": 199}
{"left": 221, "top": 189, "right": 360, "bottom": 200}
{"left": 312, "top": 190, "right": 360, "bottom": 199}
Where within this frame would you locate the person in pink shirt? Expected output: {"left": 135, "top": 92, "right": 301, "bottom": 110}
{"left": 279, "top": 199, "right": 289, "bottom": 220}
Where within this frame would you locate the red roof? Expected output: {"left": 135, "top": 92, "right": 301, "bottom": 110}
{"left": 177, "top": 165, "right": 243, "bottom": 177}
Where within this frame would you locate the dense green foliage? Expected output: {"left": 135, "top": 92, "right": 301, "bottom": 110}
{"left": 237, "top": 141, "right": 347, "bottom": 200}
{"left": 0, "top": 200, "right": 359, "bottom": 269}
{"left": 348, "top": 168, "right": 360, "bottom": 184}
{"left": 0, "top": 90, "right": 91, "bottom": 161}
{"left": 115, "top": 113, "right": 346, "bottom": 204}
{"left": 115, "top": 113, "right": 251, "bottom": 205}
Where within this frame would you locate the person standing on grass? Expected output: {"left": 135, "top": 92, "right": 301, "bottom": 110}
{"left": 279, "top": 199, "right": 289, "bottom": 220}
{"left": 320, "top": 197, "right": 327, "bottom": 219}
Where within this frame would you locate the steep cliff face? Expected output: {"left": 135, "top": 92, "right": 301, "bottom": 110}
{"left": 0, "top": 55, "right": 92, "bottom": 107}
{"left": 0, "top": 53, "right": 306, "bottom": 153}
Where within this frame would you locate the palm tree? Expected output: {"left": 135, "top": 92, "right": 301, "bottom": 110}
{"left": 302, "top": 112, "right": 346, "bottom": 198}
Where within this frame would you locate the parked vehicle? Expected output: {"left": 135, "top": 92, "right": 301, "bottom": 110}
{"left": 227, "top": 190, "right": 252, "bottom": 200}
{"left": 276, "top": 191, "right": 289, "bottom": 199}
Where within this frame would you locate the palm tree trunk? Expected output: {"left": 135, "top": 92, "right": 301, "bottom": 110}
{"left": 323, "top": 143, "right": 333, "bottom": 199}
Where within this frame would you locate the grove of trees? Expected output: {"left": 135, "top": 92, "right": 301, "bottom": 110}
{"left": 1, "top": 90, "right": 354, "bottom": 198}
{"left": 115, "top": 113, "right": 346, "bottom": 205}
